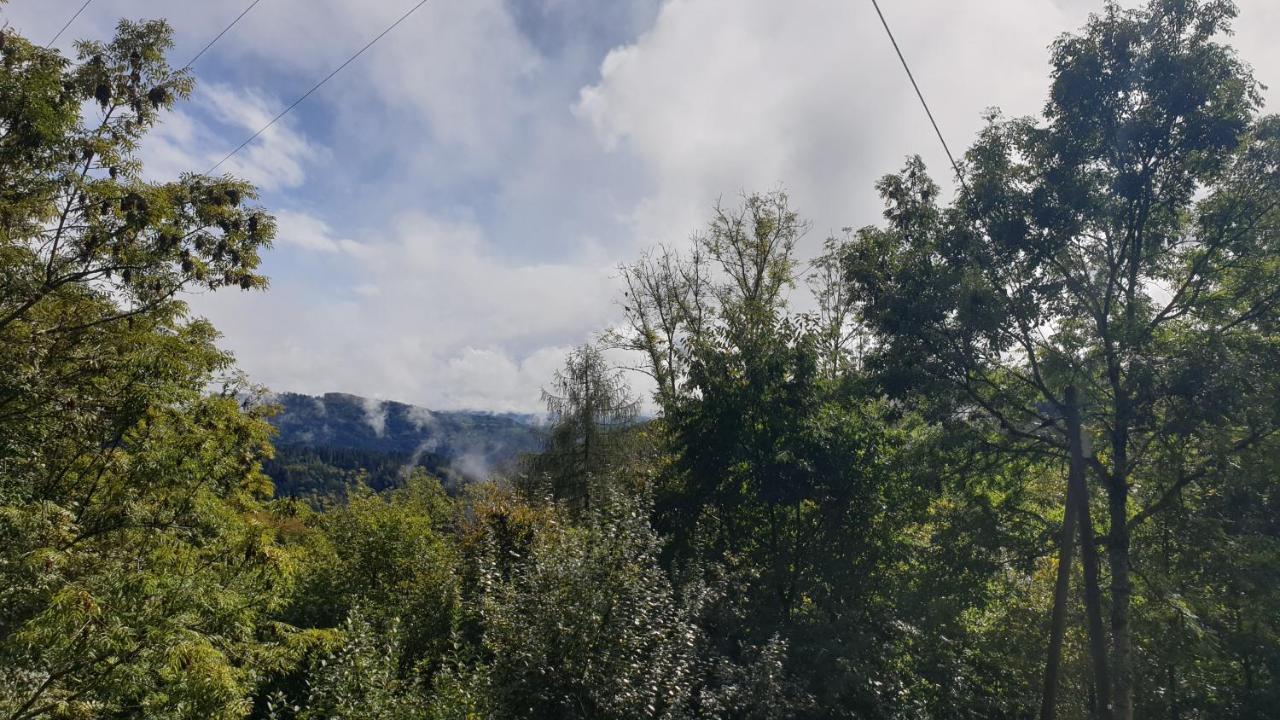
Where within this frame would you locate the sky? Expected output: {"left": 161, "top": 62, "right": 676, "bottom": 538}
{"left": 5, "top": 0, "right": 1279, "bottom": 412}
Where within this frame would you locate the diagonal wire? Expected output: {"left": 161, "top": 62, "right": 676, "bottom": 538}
{"left": 206, "top": 0, "right": 431, "bottom": 175}
{"left": 183, "top": 0, "right": 264, "bottom": 70}
{"left": 868, "top": 0, "right": 967, "bottom": 189}
{"left": 46, "top": 0, "right": 93, "bottom": 47}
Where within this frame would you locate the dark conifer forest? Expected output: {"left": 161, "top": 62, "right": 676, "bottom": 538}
{"left": 1, "top": 1, "right": 1277, "bottom": 718}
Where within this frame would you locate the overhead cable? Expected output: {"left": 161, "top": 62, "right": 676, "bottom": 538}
{"left": 46, "top": 0, "right": 93, "bottom": 47}
{"left": 868, "top": 0, "right": 967, "bottom": 189}
{"left": 206, "top": 0, "right": 431, "bottom": 175}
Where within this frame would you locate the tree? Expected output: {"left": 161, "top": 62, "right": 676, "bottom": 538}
{"left": 458, "top": 482, "right": 703, "bottom": 719}
{"left": 611, "top": 244, "right": 711, "bottom": 409}
{"left": 843, "top": 1, "right": 1280, "bottom": 716}
{"left": 526, "top": 344, "right": 639, "bottom": 513}
{"left": 0, "top": 18, "right": 288, "bottom": 719}
{"left": 806, "top": 233, "right": 867, "bottom": 378}
{"left": 612, "top": 191, "right": 804, "bottom": 415}
{"left": 0, "top": 20, "right": 269, "bottom": 336}
{"left": 284, "top": 474, "right": 459, "bottom": 675}
{"left": 617, "top": 192, "right": 938, "bottom": 715}
{"left": 288, "top": 612, "right": 423, "bottom": 720}
{"left": 1130, "top": 441, "right": 1280, "bottom": 718}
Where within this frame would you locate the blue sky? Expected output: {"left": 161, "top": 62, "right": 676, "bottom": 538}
{"left": 7, "top": 0, "right": 1279, "bottom": 411}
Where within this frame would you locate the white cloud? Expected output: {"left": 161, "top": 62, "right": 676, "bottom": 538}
{"left": 141, "top": 84, "right": 316, "bottom": 192}
{"left": 360, "top": 396, "right": 388, "bottom": 436}
{"left": 187, "top": 210, "right": 619, "bottom": 413}
{"left": 575, "top": 0, "right": 1075, "bottom": 250}
{"left": 363, "top": 0, "right": 543, "bottom": 164}
{"left": 435, "top": 346, "right": 572, "bottom": 412}
{"left": 200, "top": 84, "right": 320, "bottom": 191}
{"left": 273, "top": 210, "right": 370, "bottom": 256}
{"left": 11, "top": 0, "right": 1278, "bottom": 413}
{"left": 576, "top": 0, "right": 1279, "bottom": 253}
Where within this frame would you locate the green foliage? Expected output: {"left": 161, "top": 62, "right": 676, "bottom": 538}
{"left": 1, "top": 22, "right": 270, "bottom": 332}
{"left": 1128, "top": 442, "right": 1280, "bottom": 718}
{"left": 617, "top": 192, "right": 931, "bottom": 714}
{"left": 446, "top": 484, "right": 696, "bottom": 718}
{"left": 843, "top": 0, "right": 1280, "bottom": 716}
{"left": 0, "top": 392, "right": 295, "bottom": 720}
{"left": 523, "top": 343, "right": 640, "bottom": 513}
{"left": 0, "top": 19, "right": 288, "bottom": 720}
{"left": 249, "top": 475, "right": 461, "bottom": 719}
{"left": 293, "top": 612, "right": 423, "bottom": 720}
{"left": 286, "top": 475, "right": 459, "bottom": 672}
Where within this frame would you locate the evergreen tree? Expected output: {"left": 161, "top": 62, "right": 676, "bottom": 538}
{"left": 526, "top": 344, "right": 639, "bottom": 513}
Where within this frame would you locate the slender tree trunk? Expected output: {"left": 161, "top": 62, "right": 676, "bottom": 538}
{"left": 1066, "top": 386, "right": 1113, "bottom": 719}
{"left": 1163, "top": 516, "right": 1179, "bottom": 720}
{"left": 582, "top": 373, "right": 592, "bottom": 513}
{"left": 1108, "top": 473, "right": 1134, "bottom": 720}
{"left": 1040, "top": 461, "right": 1079, "bottom": 720}
{"left": 1112, "top": 220, "right": 1143, "bottom": 720}
{"left": 1106, "top": 367, "right": 1134, "bottom": 720}
{"left": 1077, "top": 497, "right": 1112, "bottom": 719}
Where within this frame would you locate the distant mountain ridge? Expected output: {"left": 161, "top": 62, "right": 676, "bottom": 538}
{"left": 263, "top": 392, "right": 546, "bottom": 496}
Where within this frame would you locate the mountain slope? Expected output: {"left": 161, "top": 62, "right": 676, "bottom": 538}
{"left": 263, "top": 392, "right": 545, "bottom": 496}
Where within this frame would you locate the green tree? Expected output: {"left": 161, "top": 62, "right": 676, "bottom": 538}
{"left": 806, "top": 233, "right": 867, "bottom": 378}
{"left": 843, "top": 1, "right": 1280, "bottom": 716}
{"left": 618, "top": 192, "right": 935, "bottom": 716}
{"left": 285, "top": 474, "right": 460, "bottom": 677}
{"left": 524, "top": 343, "right": 640, "bottom": 513}
{"left": 612, "top": 243, "right": 712, "bottom": 409}
{"left": 464, "top": 482, "right": 702, "bottom": 719}
{"left": 291, "top": 612, "right": 424, "bottom": 720}
{"left": 1128, "top": 441, "right": 1280, "bottom": 718}
{"left": 0, "top": 18, "right": 289, "bottom": 719}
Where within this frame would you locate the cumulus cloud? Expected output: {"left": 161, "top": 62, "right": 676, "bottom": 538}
{"left": 575, "top": 0, "right": 1073, "bottom": 249}
{"left": 186, "top": 210, "right": 617, "bottom": 412}
{"left": 10, "top": 0, "right": 1278, "bottom": 413}
{"left": 576, "top": 0, "right": 1278, "bottom": 251}
{"left": 363, "top": 0, "right": 543, "bottom": 164}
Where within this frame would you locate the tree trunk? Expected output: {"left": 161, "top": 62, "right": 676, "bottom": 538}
{"left": 1106, "top": 370, "right": 1135, "bottom": 720}
{"left": 1066, "top": 386, "right": 1113, "bottom": 719}
{"left": 1040, "top": 460, "right": 1079, "bottom": 720}
{"left": 1108, "top": 476, "right": 1134, "bottom": 720}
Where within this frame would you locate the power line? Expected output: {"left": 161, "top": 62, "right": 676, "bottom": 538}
{"left": 868, "top": 0, "right": 967, "bottom": 189}
{"left": 46, "top": 0, "right": 92, "bottom": 47}
{"left": 206, "top": 0, "right": 431, "bottom": 176}
{"left": 183, "top": 0, "right": 264, "bottom": 70}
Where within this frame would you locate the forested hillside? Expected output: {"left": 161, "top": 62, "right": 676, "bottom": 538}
{"left": 1, "top": 2, "right": 1277, "bottom": 720}
{"left": 263, "top": 392, "right": 544, "bottom": 495}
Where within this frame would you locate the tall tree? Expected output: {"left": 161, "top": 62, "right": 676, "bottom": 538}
{"left": 843, "top": 1, "right": 1280, "bottom": 716}
{"left": 806, "top": 233, "right": 866, "bottom": 378}
{"left": 0, "top": 18, "right": 286, "bottom": 719}
{"left": 618, "top": 192, "right": 932, "bottom": 715}
{"left": 527, "top": 344, "right": 639, "bottom": 513}
{"left": 611, "top": 244, "right": 711, "bottom": 409}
